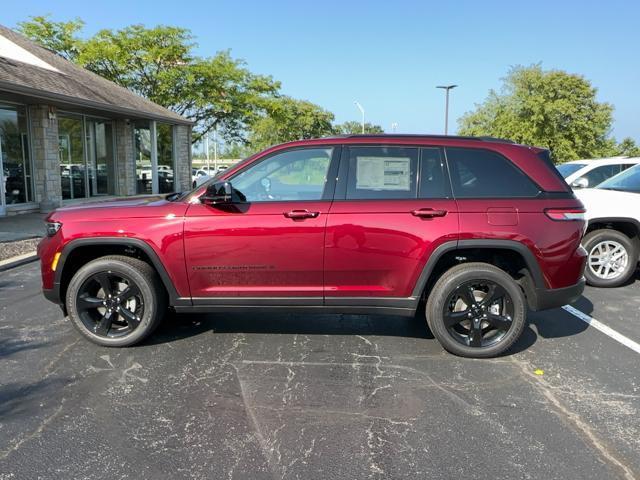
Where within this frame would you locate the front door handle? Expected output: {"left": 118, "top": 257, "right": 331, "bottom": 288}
{"left": 284, "top": 209, "right": 320, "bottom": 219}
{"left": 411, "top": 208, "right": 448, "bottom": 218}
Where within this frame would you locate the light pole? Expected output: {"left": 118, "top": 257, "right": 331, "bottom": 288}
{"left": 391, "top": 122, "right": 398, "bottom": 133}
{"left": 436, "top": 85, "right": 457, "bottom": 135}
{"left": 354, "top": 101, "right": 365, "bottom": 133}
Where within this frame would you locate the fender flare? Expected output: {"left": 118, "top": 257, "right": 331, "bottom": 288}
{"left": 53, "top": 237, "right": 187, "bottom": 306}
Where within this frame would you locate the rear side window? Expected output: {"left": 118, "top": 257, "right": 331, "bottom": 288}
{"left": 419, "top": 148, "right": 448, "bottom": 198}
{"left": 446, "top": 147, "right": 540, "bottom": 198}
{"left": 346, "top": 146, "right": 418, "bottom": 199}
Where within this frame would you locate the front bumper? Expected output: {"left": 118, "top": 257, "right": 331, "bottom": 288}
{"left": 528, "top": 277, "right": 586, "bottom": 311}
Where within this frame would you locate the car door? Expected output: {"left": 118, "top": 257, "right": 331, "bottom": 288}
{"left": 184, "top": 146, "right": 340, "bottom": 303}
{"left": 324, "top": 145, "right": 459, "bottom": 303}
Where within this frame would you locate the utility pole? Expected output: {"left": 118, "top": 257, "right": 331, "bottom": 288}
{"left": 354, "top": 101, "right": 365, "bottom": 133}
{"left": 436, "top": 85, "right": 458, "bottom": 135}
{"left": 204, "top": 132, "right": 210, "bottom": 171}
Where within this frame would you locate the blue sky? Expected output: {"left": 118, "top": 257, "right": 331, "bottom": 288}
{"left": 4, "top": 0, "right": 639, "bottom": 141}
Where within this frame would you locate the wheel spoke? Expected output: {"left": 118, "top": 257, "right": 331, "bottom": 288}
{"left": 119, "top": 307, "right": 140, "bottom": 329}
{"left": 486, "top": 313, "right": 512, "bottom": 330}
{"left": 443, "top": 309, "right": 468, "bottom": 327}
{"left": 77, "top": 295, "right": 103, "bottom": 311}
{"left": 459, "top": 285, "right": 476, "bottom": 307}
{"left": 95, "top": 310, "right": 113, "bottom": 336}
{"left": 468, "top": 323, "right": 483, "bottom": 347}
{"left": 95, "top": 272, "right": 113, "bottom": 296}
{"left": 118, "top": 283, "right": 140, "bottom": 301}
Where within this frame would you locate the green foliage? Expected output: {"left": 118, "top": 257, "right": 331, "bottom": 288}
{"left": 248, "top": 96, "right": 335, "bottom": 151}
{"left": 17, "top": 15, "right": 84, "bottom": 61}
{"left": 334, "top": 121, "right": 384, "bottom": 134}
{"left": 458, "top": 65, "right": 616, "bottom": 162}
{"left": 17, "top": 17, "right": 279, "bottom": 144}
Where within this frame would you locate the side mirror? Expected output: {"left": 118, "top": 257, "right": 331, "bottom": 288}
{"left": 571, "top": 177, "right": 589, "bottom": 189}
{"left": 201, "top": 181, "right": 233, "bottom": 205}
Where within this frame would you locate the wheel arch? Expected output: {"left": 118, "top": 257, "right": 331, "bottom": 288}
{"left": 413, "top": 240, "right": 546, "bottom": 311}
{"left": 586, "top": 217, "right": 640, "bottom": 243}
{"left": 54, "top": 238, "right": 186, "bottom": 310}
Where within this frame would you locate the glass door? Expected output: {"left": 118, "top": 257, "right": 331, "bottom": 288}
{"left": 58, "top": 115, "right": 87, "bottom": 200}
{"left": 87, "top": 120, "right": 115, "bottom": 196}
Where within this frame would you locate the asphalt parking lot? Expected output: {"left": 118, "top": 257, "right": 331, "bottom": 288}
{"left": 1, "top": 263, "right": 639, "bottom": 480}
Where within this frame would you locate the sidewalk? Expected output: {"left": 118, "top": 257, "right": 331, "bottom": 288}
{"left": 0, "top": 212, "right": 46, "bottom": 242}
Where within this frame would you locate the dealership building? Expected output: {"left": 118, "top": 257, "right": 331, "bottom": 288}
{"left": 0, "top": 24, "right": 192, "bottom": 217}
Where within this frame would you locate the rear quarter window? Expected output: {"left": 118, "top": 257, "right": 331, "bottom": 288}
{"left": 446, "top": 147, "right": 540, "bottom": 198}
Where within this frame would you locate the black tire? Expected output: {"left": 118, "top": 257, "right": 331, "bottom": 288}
{"left": 583, "top": 229, "right": 638, "bottom": 288}
{"left": 66, "top": 255, "right": 166, "bottom": 347}
{"left": 425, "top": 262, "right": 526, "bottom": 358}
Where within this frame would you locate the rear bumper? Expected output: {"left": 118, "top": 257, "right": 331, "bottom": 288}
{"left": 528, "top": 277, "right": 585, "bottom": 311}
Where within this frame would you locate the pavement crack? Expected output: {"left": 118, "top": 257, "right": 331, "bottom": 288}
{"left": 511, "top": 356, "right": 637, "bottom": 480}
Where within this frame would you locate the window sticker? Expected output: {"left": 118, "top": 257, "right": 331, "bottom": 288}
{"left": 355, "top": 157, "right": 411, "bottom": 191}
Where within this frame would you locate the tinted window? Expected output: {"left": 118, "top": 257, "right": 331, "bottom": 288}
{"left": 231, "top": 148, "right": 333, "bottom": 201}
{"left": 598, "top": 164, "right": 640, "bottom": 193}
{"left": 580, "top": 164, "right": 621, "bottom": 187}
{"left": 446, "top": 148, "right": 539, "bottom": 198}
{"left": 346, "top": 146, "right": 418, "bottom": 199}
{"left": 418, "top": 148, "right": 448, "bottom": 198}
{"left": 557, "top": 163, "right": 586, "bottom": 178}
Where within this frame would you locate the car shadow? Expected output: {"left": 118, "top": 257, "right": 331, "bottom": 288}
{"left": 147, "top": 310, "right": 435, "bottom": 346}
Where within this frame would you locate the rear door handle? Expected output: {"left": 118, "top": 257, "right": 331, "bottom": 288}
{"left": 284, "top": 209, "right": 320, "bottom": 219}
{"left": 411, "top": 208, "right": 448, "bottom": 218}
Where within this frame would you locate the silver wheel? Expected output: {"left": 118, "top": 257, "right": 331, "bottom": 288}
{"left": 588, "top": 240, "right": 629, "bottom": 280}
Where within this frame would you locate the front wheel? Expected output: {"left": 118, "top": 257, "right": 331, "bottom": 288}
{"left": 65, "top": 255, "right": 166, "bottom": 347}
{"left": 426, "top": 263, "right": 526, "bottom": 358}
{"left": 583, "top": 229, "right": 638, "bottom": 288}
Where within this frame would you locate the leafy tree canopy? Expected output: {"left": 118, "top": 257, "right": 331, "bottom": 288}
{"left": 333, "top": 121, "right": 384, "bottom": 135}
{"left": 17, "top": 16, "right": 280, "bottom": 144}
{"left": 457, "top": 65, "right": 635, "bottom": 162}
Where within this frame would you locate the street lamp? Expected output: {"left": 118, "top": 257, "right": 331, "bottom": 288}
{"left": 354, "top": 101, "right": 365, "bottom": 133}
{"left": 436, "top": 85, "right": 458, "bottom": 135}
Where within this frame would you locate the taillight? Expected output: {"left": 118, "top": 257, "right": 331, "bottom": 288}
{"left": 544, "top": 208, "right": 586, "bottom": 221}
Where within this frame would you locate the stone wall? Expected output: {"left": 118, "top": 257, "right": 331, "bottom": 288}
{"left": 29, "top": 105, "right": 62, "bottom": 212}
{"left": 174, "top": 125, "right": 192, "bottom": 191}
{"left": 114, "top": 119, "right": 136, "bottom": 196}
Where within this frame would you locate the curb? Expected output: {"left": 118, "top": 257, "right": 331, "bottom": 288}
{"left": 0, "top": 251, "right": 39, "bottom": 272}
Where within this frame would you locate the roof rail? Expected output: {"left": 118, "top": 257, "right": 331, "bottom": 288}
{"left": 324, "top": 133, "right": 515, "bottom": 144}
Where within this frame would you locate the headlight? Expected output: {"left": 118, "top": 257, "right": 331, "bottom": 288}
{"left": 46, "top": 221, "right": 62, "bottom": 237}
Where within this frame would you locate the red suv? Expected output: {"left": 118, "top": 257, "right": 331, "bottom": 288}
{"left": 38, "top": 135, "right": 587, "bottom": 357}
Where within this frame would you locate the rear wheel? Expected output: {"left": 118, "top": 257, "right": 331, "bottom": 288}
{"left": 583, "top": 229, "right": 638, "bottom": 288}
{"left": 66, "top": 255, "right": 166, "bottom": 347}
{"left": 426, "top": 263, "right": 526, "bottom": 358}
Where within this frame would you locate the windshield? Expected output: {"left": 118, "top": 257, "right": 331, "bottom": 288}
{"left": 597, "top": 164, "right": 640, "bottom": 192}
{"left": 556, "top": 163, "right": 586, "bottom": 178}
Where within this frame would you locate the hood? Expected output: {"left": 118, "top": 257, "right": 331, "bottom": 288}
{"left": 47, "top": 195, "right": 189, "bottom": 222}
{"left": 574, "top": 188, "right": 639, "bottom": 221}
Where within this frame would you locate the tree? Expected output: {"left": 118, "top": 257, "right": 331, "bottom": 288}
{"left": 458, "top": 65, "right": 615, "bottom": 162}
{"left": 248, "top": 96, "right": 335, "bottom": 151}
{"left": 17, "top": 16, "right": 84, "bottom": 61}
{"left": 334, "top": 121, "right": 384, "bottom": 135}
{"left": 17, "top": 17, "right": 280, "bottom": 144}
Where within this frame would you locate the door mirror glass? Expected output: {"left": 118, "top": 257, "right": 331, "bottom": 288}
{"left": 201, "top": 181, "right": 233, "bottom": 205}
{"left": 571, "top": 177, "right": 589, "bottom": 189}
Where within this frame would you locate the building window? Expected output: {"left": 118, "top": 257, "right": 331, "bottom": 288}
{"left": 58, "top": 114, "right": 86, "bottom": 200}
{"left": 157, "top": 123, "right": 174, "bottom": 193}
{"left": 86, "top": 119, "right": 115, "bottom": 196}
{"left": 134, "top": 121, "right": 152, "bottom": 194}
{"left": 0, "top": 104, "right": 32, "bottom": 204}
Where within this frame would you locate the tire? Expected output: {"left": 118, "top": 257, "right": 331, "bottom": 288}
{"left": 65, "top": 255, "right": 166, "bottom": 347}
{"left": 425, "top": 262, "right": 526, "bottom": 358}
{"left": 583, "top": 229, "right": 638, "bottom": 288}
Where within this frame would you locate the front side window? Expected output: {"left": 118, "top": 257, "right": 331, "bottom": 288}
{"left": 231, "top": 148, "right": 333, "bottom": 202}
{"left": 0, "top": 104, "right": 32, "bottom": 204}
{"left": 598, "top": 164, "right": 640, "bottom": 193}
{"left": 557, "top": 163, "right": 586, "bottom": 178}
{"left": 580, "top": 164, "right": 622, "bottom": 187}
{"left": 446, "top": 147, "right": 539, "bottom": 198}
{"left": 346, "top": 146, "right": 418, "bottom": 200}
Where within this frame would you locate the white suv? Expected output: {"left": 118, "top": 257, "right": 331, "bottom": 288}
{"left": 557, "top": 157, "right": 640, "bottom": 189}
{"left": 575, "top": 164, "right": 640, "bottom": 287}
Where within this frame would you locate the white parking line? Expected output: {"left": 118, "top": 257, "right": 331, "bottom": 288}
{"left": 562, "top": 305, "right": 640, "bottom": 355}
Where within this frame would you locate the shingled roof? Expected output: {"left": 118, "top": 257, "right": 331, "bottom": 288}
{"left": 0, "top": 24, "right": 190, "bottom": 124}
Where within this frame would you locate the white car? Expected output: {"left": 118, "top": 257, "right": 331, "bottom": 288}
{"left": 557, "top": 156, "right": 640, "bottom": 189}
{"left": 575, "top": 164, "right": 640, "bottom": 287}
{"left": 191, "top": 168, "right": 211, "bottom": 188}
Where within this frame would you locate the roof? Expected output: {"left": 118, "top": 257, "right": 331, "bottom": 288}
{"left": 0, "top": 25, "right": 190, "bottom": 125}
{"left": 565, "top": 156, "right": 639, "bottom": 166}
